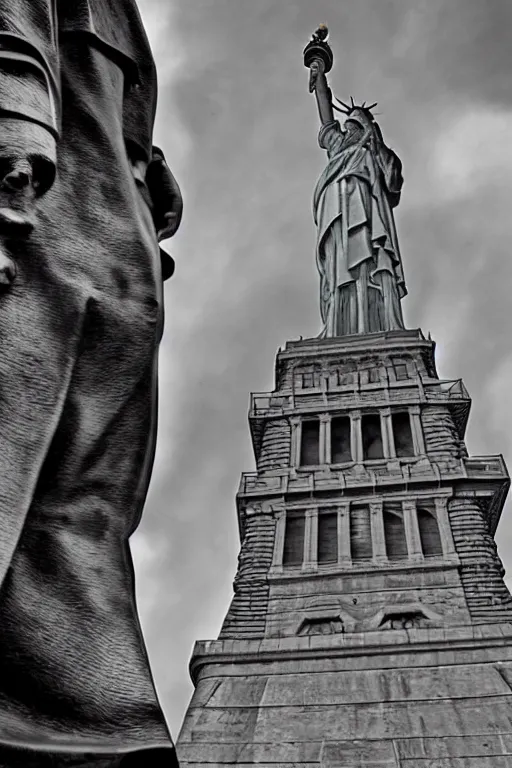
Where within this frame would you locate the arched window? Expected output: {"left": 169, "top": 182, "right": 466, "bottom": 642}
{"left": 283, "top": 511, "right": 306, "bottom": 566}
{"left": 361, "top": 413, "right": 384, "bottom": 459}
{"left": 300, "top": 420, "right": 320, "bottom": 466}
{"left": 383, "top": 503, "right": 408, "bottom": 560}
{"left": 392, "top": 411, "right": 415, "bottom": 457}
{"left": 417, "top": 507, "right": 443, "bottom": 557}
{"left": 350, "top": 505, "right": 373, "bottom": 561}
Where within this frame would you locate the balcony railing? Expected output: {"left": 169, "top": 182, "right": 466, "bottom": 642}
{"left": 462, "top": 455, "right": 508, "bottom": 478}
{"left": 423, "top": 379, "right": 470, "bottom": 402}
{"left": 250, "top": 378, "right": 470, "bottom": 419}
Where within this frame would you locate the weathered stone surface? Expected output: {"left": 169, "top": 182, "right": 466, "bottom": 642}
{"left": 203, "top": 665, "right": 510, "bottom": 708}
{"left": 421, "top": 406, "right": 461, "bottom": 461}
{"left": 448, "top": 497, "right": 512, "bottom": 623}
{"left": 178, "top": 636, "right": 512, "bottom": 765}
{"left": 395, "top": 734, "right": 512, "bottom": 759}
{"left": 220, "top": 509, "right": 276, "bottom": 638}
{"left": 257, "top": 418, "right": 291, "bottom": 471}
{"left": 266, "top": 566, "right": 470, "bottom": 637}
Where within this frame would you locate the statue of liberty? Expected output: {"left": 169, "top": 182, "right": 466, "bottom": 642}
{"left": 305, "top": 26, "right": 407, "bottom": 337}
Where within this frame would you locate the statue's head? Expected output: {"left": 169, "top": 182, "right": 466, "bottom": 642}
{"left": 345, "top": 107, "right": 373, "bottom": 130}
{"left": 335, "top": 98, "right": 378, "bottom": 131}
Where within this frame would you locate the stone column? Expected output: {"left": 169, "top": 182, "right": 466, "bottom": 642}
{"left": 338, "top": 502, "right": 352, "bottom": 565}
{"left": 370, "top": 499, "right": 386, "bottom": 562}
{"left": 290, "top": 416, "right": 301, "bottom": 468}
{"left": 319, "top": 413, "right": 331, "bottom": 465}
{"left": 350, "top": 410, "right": 363, "bottom": 463}
{"left": 435, "top": 496, "right": 456, "bottom": 556}
{"left": 410, "top": 405, "right": 426, "bottom": 456}
{"left": 403, "top": 498, "right": 423, "bottom": 561}
{"left": 303, "top": 507, "right": 317, "bottom": 571}
{"left": 271, "top": 508, "right": 286, "bottom": 572}
{"left": 381, "top": 407, "right": 395, "bottom": 459}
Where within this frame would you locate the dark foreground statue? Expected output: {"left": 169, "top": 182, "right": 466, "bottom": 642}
{"left": 0, "top": 1, "right": 183, "bottom": 766}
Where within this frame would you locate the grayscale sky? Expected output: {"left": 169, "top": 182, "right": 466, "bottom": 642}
{"left": 134, "top": 0, "right": 512, "bottom": 737}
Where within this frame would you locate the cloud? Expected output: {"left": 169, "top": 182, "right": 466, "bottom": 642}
{"left": 430, "top": 107, "right": 512, "bottom": 202}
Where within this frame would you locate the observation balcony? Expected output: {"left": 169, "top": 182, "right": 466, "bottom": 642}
{"left": 237, "top": 454, "right": 509, "bottom": 534}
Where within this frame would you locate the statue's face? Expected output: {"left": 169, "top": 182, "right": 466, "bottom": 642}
{"left": 345, "top": 109, "right": 371, "bottom": 130}
{"left": 344, "top": 119, "right": 361, "bottom": 136}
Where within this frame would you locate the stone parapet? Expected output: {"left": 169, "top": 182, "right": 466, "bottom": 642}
{"left": 190, "top": 622, "right": 512, "bottom": 682}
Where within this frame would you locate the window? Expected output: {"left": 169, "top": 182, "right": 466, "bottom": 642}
{"left": 392, "top": 357, "right": 409, "bottom": 380}
{"left": 339, "top": 371, "right": 354, "bottom": 385}
{"left": 369, "top": 367, "right": 380, "bottom": 383}
{"left": 383, "top": 503, "right": 408, "bottom": 560}
{"left": 317, "top": 510, "right": 338, "bottom": 564}
{"left": 337, "top": 363, "right": 355, "bottom": 386}
{"left": 283, "top": 512, "right": 305, "bottom": 566}
{"left": 417, "top": 508, "right": 443, "bottom": 557}
{"left": 331, "top": 416, "right": 352, "bottom": 463}
{"left": 392, "top": 412, "right": 415, "bottom": 457}
{"left": 295, "top": 365, "right": 321, "bottom": 389}
{"left": 361, "top": 413, "right": 384, "bottom": 460}
{"left": 350, "top": 505, "right": 373, "bottom": 561}
{"left": 300, "top": 420, "right": 320, "bottom": 466}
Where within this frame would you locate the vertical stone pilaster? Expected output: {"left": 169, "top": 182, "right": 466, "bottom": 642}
{"left": 403, "top": 498, "right": 424, "bottom": 561}
{"left": 338, "top": 502, "right": 352, "bottom": 565}
{"left": 271, "top": 509, "right": 286, "bottom": 572}
{"left": 303, "top": 508, "right": 317, "bottom": 571}
{"left": 350, "top": 410, "right": 363, "bottom": 463}
{"left": 370, "top": 499, "right": 386, "bottom": 562}
{"left": 381, "top": 407, "right": 395, "bottom": 459}
{"left": 410, "top": 405, "right": 426, "bottom": 456}
{"left": 435, "top": 496, "right": 456, "bottom": 556}
{"left": 320, "top": 413, "right": 331, "bottom": 465}
{"left": 290, "top": 416, "right": 301, "bottom": 468}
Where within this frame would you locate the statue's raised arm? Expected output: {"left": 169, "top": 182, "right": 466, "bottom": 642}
{"left": 304, "top": 26, "right": 407, "bottom": 338}
{"left": 304, "top": 25, "right": 335, "bottom": 126}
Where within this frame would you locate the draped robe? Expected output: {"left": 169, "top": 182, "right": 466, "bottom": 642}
{"left": 313, "top": 119, "right": 407, "bottom": 336}
{"left": 0, "top": 1, "right": 180, "bottom": 765}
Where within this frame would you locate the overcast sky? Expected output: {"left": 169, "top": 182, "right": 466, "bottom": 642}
{"left": 133, "top": 0, "right": 512, "bottom": 737}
